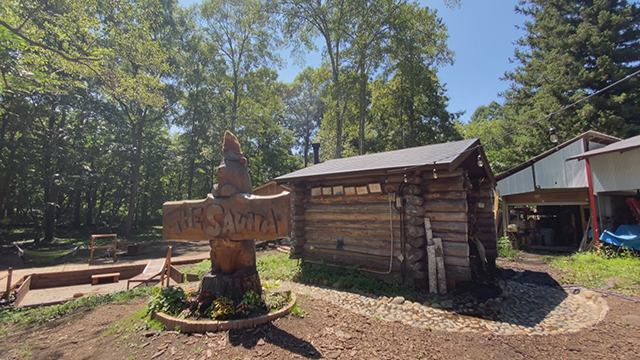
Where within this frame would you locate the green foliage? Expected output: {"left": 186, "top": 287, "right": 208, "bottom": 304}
{"left": 107, "top": 307, "right": 164, "bottom": 340}
{"left": 256, "top": 253, "right": 301, "bottom": 281}
{"left": 210, "top": 295, "right": 235, "bottom": 320}
{"left": 289, "top": 302, "right": 308, "bottom": 318}
{"left": 0, "top": 287, "right": 152, "bottom": 325}
{"left": 501, "top": 0, "right": 640, "bottom": 164}
{"left": 239, "top": 290, "right": 267, "bottom": 313}
{"left": 497, "top": 236, "right": 519, "bottom": 259}
{"left": 147, "top": 287, "right": 187, "bottom": 316}
{"left": 551, "top": 250, "right": 640, "bottom": 295}
{"left": 263, "top": 292, "right": 290, "bottom": 311}
{"left": 183, "top": 260, "right": 212, "bottom": 280}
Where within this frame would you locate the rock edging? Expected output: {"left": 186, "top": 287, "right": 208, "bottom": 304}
{"left": 153, "top": 291, "right": 296, "bottom": 334}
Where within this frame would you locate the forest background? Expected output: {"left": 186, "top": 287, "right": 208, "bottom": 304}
{"left": 1, "top": 0, "right": 639, "bottom": 243}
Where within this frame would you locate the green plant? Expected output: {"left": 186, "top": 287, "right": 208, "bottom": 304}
{"left": 551, "top": 250, "right": 640, "bottom": 295}
{"left": 264, "top": 292, "right": 289, "bottom": 311}
{"left": 238, "top": 290, "right": 267, "bottom": 316}
{"left": 211, "top": 296, "right": 235, "bottom": 320}
{"left": 257, "top": 253, "right": 301, "bottom": 281}
{"left": 497, "top": 237, "right": 518, "bottom": 259}
{"left": 289, "top": 302, "right": 308, "bottom": 318}
{"left": 148, "top": 287, "right": 187, "bottom": 316}
{"left": 182, "top": 260, "right": 212, "bottom": 279}
{"left": 195, "top": 347, "right": 203, "bottom": 355}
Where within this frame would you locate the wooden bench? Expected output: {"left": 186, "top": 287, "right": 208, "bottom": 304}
{"left": 91, "top": 272, "right": 120, "bottom": 285}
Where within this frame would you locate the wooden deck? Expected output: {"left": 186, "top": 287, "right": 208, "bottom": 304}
{"left": 3, "top": 253, "right": 208, "bottom": 291}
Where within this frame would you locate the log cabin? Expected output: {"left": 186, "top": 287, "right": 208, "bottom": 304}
{"left": 275, "top": 139, "right": 497, "bottom": 291}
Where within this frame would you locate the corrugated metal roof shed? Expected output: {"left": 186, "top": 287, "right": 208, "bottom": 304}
{"left": 567, "top": 134, "right": 640, "bottom": 160}
{"left": 496, "top": 130, "right": 620, "bottom": 181}
{"left": 275, "top": 138, "right": 482, "bottom": 182}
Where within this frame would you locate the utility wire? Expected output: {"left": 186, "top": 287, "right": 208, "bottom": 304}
{"left": 496, "top": 68, "right": 640, "bottom": 141}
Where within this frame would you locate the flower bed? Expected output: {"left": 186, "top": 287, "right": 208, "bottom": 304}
{"left": 149, "top": 287, "right": 296, "bottom": 333}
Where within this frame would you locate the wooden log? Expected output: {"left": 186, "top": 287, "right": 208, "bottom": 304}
{"left": 407, "top": 247, "right": 426, "bottom": 263}
{"left": 424, "top": 218, "right": 433, "bottom": 240}
{"left": 306, "top": 194, "right": 389, "bottom": 204}
{"left": 200, "top": 271, "right": 261, "bottom": 307}
{"left": 292, "top": 229, "right": 305, "bottom": 237}
{"left": 409, "top": 260, "right": 426, "bottom": 271}
{"left": 292, "top": 207, "right": 305, "bottom": 216}
{"left": 442, "top": 241, "right": 469, "bottom": 257}
{"left": 406, "top": 176, "right": 423, "bottom": 185}
{"left": 433, "top": 232, "right": 467, "bottom": 243}
{"left": 292, "top": 215, "right": 306, "bottom": 222}
{"left": 410, "top": 270, "right": 427, "bottom": 279}
{"left": 405, "top": 204, "right": 425, "bottom": 217}
{"left": 426, "top": 241, "right": 437, "bottom": 294}
{"left": 407, "top": 235, "right": 426, "bottom": 248}
{"left": 433, "top": 238, "right": 447, "bottom": 294}
{"left": 383, "top": 184, "right": 399, "bottom": 193}
{"left": 306, "top": 203, "right": 394, "bottom": 214}
{"left": 304, "top": 234, "right": 402, "bottom": 250}
{"left": 445, "top": 265, "right": 471, "bottom": 281}
{"left": 423, "top": 200, "right": 468, "bottom": 212}
{"left": 406, "top": 225, "right": 425, "bottom": 238}
{"left": 422, "top": 168, "right": 463, "bottom": 180}
{"left": 305, "top": 242, "right": 402, "bottom": 258}
{"left": 405, "top": 184, "right": 422, "bottom": 195}
{"left": 444, "top": 256, "right": 470, "bottom": 267}
{"left": 423, "top": 176, "right": 464, "bottom": 192}
{"left": 291, "top": 236, "right": 307, "bottom": 246}
{"left": 305, "top": 212, "right": 400, "bottom": 222}
{"left": 467, "top": 204, "right": 494, "bottom": 213}
{"left": 476, "top": 218, "right": 496, "bottom": 227}
{"left": 408, "top": 216, "right": 424, "bottom": 226}
{"left": 305, "top": 225, "right": 402, "bottom": 238}
{"left": 478, "top": 226, "right": 496, "bottom": 234}
{"left": 303, "top": 249, "right": 402, "bottom": 272}
{"left": 406, "top": 195, "right": 424, "bottom": 206}
{"left": 431, "top": 221, "right": 468, "bottom": 234}
{"left": 424, "top": 212, "right": 467, "bottom": 222}
{"left": 423, "top": 191, "right": 467, "bottom": 201}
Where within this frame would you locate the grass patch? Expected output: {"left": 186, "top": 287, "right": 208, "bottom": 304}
{"left": 498, "top": 236, "right": 518, "bottom": 259}
{"left": 182, "top": 259, "right": 212, "bottom": 279}
{"left": 289, "top": 302, "right": 308, "bottom": 318}
{"left": 257, "top": 253, "right": 300, "bottom": 281}
{"left": 0, "top": 287, "right": 153, "bottom": 325}
{"left": 551, "top": 250, "right": 640, "bottom": 295}
{"left": 107, "top": 307, "right": 164, "bottom": 343}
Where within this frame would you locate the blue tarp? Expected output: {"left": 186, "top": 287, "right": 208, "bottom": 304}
{"left": 600, "top": 224, "right": 640, "bottom": 251}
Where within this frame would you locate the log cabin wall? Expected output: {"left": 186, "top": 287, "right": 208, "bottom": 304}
{"left": 294, "top": 174, "right": 406, "bottom": 279}
{"left": 467, "top": 180, "right": 498, "bottom": 267}
{"left": 421, "top": 169, "right": 472, "bottom": 282}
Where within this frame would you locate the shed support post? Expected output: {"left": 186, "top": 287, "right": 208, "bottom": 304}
{"left": 585, "top": 158, "right": 600, "bottom": 247}
{"left": 502, "top": 197, "right": 509, "bottom": 239}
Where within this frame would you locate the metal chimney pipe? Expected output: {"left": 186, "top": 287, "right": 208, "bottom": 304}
{"left": 311, "top": 143, "right": 320, "bottom": 165}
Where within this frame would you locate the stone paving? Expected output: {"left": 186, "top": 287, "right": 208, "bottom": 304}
{"left": 278, "top": 280, "right": 609, "bottom": 336}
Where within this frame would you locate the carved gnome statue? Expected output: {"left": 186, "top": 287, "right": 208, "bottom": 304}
{"left": 212, "top": 131, "right": 253, "bottom": 197}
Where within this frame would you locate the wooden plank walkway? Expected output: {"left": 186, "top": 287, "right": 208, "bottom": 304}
{"left": 3, "top": 252, "right": 208, "bottom": 290}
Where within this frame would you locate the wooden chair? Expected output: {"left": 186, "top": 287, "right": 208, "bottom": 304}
{"left": 127, "top": 247, "right": 172, "bottom": 290}
{"left": 89, "top": 234, "right": 118, "bottom": 265}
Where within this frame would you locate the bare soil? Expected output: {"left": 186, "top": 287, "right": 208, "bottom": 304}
{"left": 2, "top": 258, "right": 640, "bottom": 359}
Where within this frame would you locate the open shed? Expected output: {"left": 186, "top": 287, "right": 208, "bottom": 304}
{"left": 568, "top": 134, "right": 640, "bottom": 247}
{"left": 496, "top": 131, "right": 620, "bottom": 249}
{"left": 275, "top": 139, "right": 497, "bottom": 289}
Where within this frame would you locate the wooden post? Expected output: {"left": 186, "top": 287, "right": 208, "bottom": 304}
{"left": 585, "top": 158, "right": 600, "bottom": 246}
{"left": 4, "top": 268, "right": 12, "bottom": 300}
{"left": 433, "top": 237, "right": 447, "bottom": 294}
{"left": 425, "top": 218, "right": 437, "bottom": 294}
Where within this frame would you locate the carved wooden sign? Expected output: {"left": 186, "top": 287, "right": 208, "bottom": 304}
{"left": 162, "top": 192, "right": 290, "bottom": 241}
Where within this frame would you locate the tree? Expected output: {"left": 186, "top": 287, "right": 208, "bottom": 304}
{"left": 503, "top": 0, "right": 640, "bottom": 160}
{"left": 283, "top": 67, "right": 325, "bottom": 167}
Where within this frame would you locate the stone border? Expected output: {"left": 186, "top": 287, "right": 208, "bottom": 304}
{"left": 153, "top": 291, "right": 296, "bottom": 333}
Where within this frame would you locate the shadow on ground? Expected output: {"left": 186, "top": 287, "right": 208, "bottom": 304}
{"left": 229, "top": 323, "right": 321, "bottom": 359}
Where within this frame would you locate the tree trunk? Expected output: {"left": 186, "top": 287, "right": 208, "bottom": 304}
{"left": 303, "top": 135, "right": 310, "bottom": 167}
{"left": 187, "top": 156, "right": 196, "bottom": 199}
{"left": 358, "top": 59, "right": 367, "bottom": 155}
{"left": 124, "top": 118, "right": 145, "bottom": 238}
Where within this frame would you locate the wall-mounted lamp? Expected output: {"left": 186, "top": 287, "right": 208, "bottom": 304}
{"left": 477, "top": 155, "right": 484, "bottom": 168}
{"left": 550, "top": 127, "right": 558, "bottom": 143}
{"left": 432, "top": 168, "right": 438, "bottom": 179}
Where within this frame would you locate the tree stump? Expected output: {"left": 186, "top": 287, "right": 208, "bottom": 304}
{"left": 199, "top": 269, "right": 261, "bottom": 307}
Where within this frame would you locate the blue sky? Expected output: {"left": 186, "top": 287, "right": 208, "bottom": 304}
{"left": 178, "top": 0, "right": 527, "bottom": 122}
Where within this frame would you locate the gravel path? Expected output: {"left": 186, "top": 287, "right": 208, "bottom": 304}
{"left": 279, "top": 280, "right": 609, "bottom": 336}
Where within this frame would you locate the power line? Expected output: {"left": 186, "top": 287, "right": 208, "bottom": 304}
{"left": 497, "top": 68, "right": 640, "bottom": 140}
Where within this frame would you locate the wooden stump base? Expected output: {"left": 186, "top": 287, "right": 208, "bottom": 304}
{"left": 199, "top": 268, "right": 261, "bottom": 307}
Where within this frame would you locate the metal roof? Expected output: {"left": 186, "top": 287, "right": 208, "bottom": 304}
{"left": 567, "top": 134, "right": 640, "bottom": 160}
{"left": 275, "top": 138, "right": 481, "bottom": 182}
{"left": 496, "top": 130, "right": 620, "bottom": 181}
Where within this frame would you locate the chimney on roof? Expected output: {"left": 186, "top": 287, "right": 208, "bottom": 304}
{"left": 311, "top": 142, "right": 321, "bottom": 165}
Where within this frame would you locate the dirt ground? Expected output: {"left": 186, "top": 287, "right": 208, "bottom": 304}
{"left": 2, "top": 259, "right": 640, "bottom": 360}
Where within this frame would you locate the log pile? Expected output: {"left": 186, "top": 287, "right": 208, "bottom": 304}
{"left": 467, "top": 181, "right": 498, "bottom": 267}
{"left": 404, "top": 177, "right": 427, "bottom": 283}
